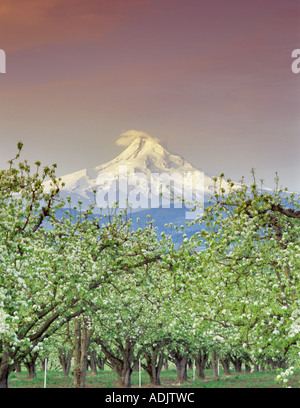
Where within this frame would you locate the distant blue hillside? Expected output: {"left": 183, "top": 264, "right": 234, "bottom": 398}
{"left": 54, "top": 204, "right": 209, "bottom": 242}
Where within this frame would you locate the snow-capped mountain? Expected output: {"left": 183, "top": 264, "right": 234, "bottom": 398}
{"left": 44, "top": 135, "right": 221, "bottom": 214}
{"left": 42, "top": 133, "right": 295, "bottom": 238}
{"left": 95, "top": 136, "right": 196, "bottom": 174}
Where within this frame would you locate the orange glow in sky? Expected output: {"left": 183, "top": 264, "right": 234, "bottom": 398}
{"left": 0, "top": 0, "right": 299, "bottom": 190}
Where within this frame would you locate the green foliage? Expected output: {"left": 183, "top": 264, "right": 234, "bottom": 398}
{"left": 1, "top": 146, "right": 300, "bottom": 388}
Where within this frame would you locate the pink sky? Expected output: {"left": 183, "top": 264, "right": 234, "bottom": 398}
{"left": 0, "top": 0, "right": 299, "bottom": 190}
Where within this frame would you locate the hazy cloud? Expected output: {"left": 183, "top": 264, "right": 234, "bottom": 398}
{"left": 116, "top": 129, "right": 159, "bottom": 146}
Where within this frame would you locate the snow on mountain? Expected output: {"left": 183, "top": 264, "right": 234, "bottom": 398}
{"left": 95, "top": 136, "right": 195, "bottom": 174}
{"left": 43, "top": 135, "right": 224, "bottom": 213}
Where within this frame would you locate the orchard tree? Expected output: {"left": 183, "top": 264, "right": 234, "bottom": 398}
{"left": 89, "top": 224, "right": 166, "bottom": 388}
{"left": 86, "top": 220, "right": 197, "bottom": 389}
{"left": 0, "top": 143, "right": 63, "bottom": 387}
{"left": 62, "top": 215, "right": 176, "bottom": 389}
{"left": 0, "top": 145, "right": 158, "bottom": 388}
{"left": 188, "top": 171, "right": 300, "bottom": 376}
{"left": 42, "top": 208, "right": 164, "bottom": 389}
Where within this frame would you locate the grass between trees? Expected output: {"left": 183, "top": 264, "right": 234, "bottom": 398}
{"left": 8, "top": 366, "right": 300, "bottom": 389}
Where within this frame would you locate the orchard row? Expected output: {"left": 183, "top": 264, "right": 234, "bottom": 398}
{"left": 0, "top": 145, "right": 299, "bottom": 388}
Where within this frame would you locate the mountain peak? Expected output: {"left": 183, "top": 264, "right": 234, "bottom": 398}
{"left": 118, "top": 136, "right": 165, "bottom": 161}
{"left": 95, "top": 135, "right": 197, "bottom": 175}
{"left": 44, "top": 132, "right": 219, "bottom": 211}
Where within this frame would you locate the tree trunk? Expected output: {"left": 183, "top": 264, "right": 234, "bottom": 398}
{"left": 171, "top": 352, "right": 188, "bottom": 384}
{"left": 193, "top": 348, "right": 209, "bottom": 379}
{"left": 132, "top": 361, "right": 139, "bottom": 372}
{"left": 148, "top": 366, "right": 163, "bottom": 386}
{"left": 58, "top": 349, "right": 73, "bottom": 377}
{"left": 99, "top": 339, "right": 135, "bottom": 388}
{"left": 40, "top": 358, "right": 46, "bottom": 371}
{"left": 96, "top": 355, "right": 106, "bottom": 371}
{"left": 245, "top": 357, "right": 252, "bottom": 373}
{"left": 196, "top": 361, "right": 205, "bottom": 379}
{"left": 26, "top": 363, "right": 36, "bottom": 378}
{"left": 88, "top": 350, "right": 98, "bottom": 376}
{"left": 220, "top": 355, "right": 231, "bottom": 375}
{"left": 176, "top": 356, "right": 188, "bottom": 384}
{"left": 73, "top": 317, "right": 91, "bottom": 388}
{"left": 231, "top": 356, "right": 243, "bottom": 374}
{"left": 142, "top": 347, "right": 164, "bottom": 386}
{"left": 0, "top": 352, "right": 10, "bottom": 389}
{"left": 164, "top": 359, "right": 169, "bottom": 371}
{"left": 278, "top": 359, "right": 287, "bottom": 369}
{"left": 24, "top": 352, "right": 38, "bottom": 379}
{"left": 212, "top": 351, "right": 219, "bottom": 378}
{"left": 117, "top": 362, "right": 133, "bottom": 388}
{"left": 14, "top": 360, "right": 22, "bottom": 373}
